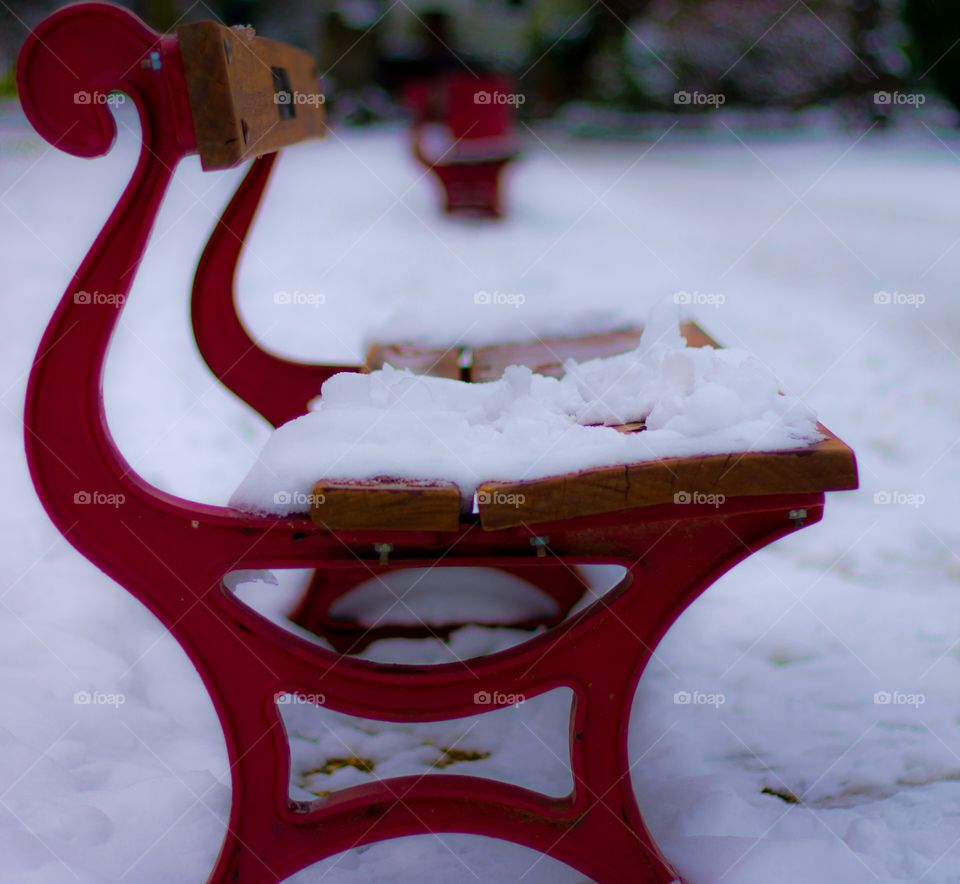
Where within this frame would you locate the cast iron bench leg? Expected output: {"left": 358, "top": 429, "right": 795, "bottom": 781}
{"left": 198, "top": 503, "right": 814, "bottom": 882}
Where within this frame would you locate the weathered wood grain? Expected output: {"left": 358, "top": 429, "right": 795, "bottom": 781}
{"left": 310, "top": 478, "right": 461, "bottom": 532}
{"left": 475, "top": 431, "right": 857, "bottom": 529}
{"left": 178, "top": 21, "right": 325, "bottom": 170}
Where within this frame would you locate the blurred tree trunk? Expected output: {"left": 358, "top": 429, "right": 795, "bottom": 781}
{"left": 905, "top": 0, "right": 960, "bottom": 121}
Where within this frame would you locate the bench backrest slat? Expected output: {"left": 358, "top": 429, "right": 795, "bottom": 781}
{"left": 178, "top": 21, "right": 325, "bottom": 170}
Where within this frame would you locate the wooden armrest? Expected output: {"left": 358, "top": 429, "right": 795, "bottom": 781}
{"left": 178, "top": 21, "right": 324, "bottom": 170}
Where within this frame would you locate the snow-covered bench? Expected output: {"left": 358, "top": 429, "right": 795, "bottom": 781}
{"left": 20, "top": 6, "right": 858, "bottom": 882}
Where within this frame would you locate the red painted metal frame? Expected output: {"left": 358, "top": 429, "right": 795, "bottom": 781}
{"left": 191, "top": 151, "right": 347, "bottom": 429}
{"left": 287, "top": 562, "right": 591, "bottom": 654}
{"left": 19, "top": 5, "right": 852, "bottom": 881}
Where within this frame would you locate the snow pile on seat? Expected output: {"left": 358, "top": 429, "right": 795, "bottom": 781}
{"left": 230, "top": 300, "right": 821, "bottom": 515}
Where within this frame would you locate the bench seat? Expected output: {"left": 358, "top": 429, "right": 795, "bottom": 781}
{"left": 309, "top": 324, "right": 857, "bottom": 532}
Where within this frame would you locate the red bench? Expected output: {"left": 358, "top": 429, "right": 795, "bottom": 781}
{"left": 407, "top": 72, "right": 520, "bottom": 217}
{"left": 19, "top": 5, "right": 857, "bottom": 881}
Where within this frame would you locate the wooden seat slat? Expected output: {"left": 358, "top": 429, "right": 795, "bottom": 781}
{"left": 475, "top": 430, "right": 856, "bottom": 530}
{"left": 363, "top": 341, "right": 462, "bottom": 379}
{"left": 471, "top": 327, "right": 643, "bottom": 381}
{"left": 303, "top": 430, "right": 855, "bottom": 533}
{"left": 310, "top": 479, "right": 461, "bottom": 532}
{"left": 365, "top": 322, "right": 719, "bottom": 381}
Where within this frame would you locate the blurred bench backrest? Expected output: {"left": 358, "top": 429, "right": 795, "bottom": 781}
{"left": 405, "top": 73, "right": 516, "bottom": 141}
{"left": 445, "top": 73, "right": 515, "bottom": 141}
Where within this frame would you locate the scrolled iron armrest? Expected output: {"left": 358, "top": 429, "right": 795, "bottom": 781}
{"left": 19, "top": 3, "right": 331, "bottom": 587}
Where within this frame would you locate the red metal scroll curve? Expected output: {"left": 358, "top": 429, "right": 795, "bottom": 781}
{"left": 18, "top": 3, "right": 272, "bottom": 581}
{"left": 191, "top": 152, "right": 358, "bottom": 428}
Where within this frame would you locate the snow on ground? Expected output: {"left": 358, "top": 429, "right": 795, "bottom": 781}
{"left": 2, "top": 101, "right": 960, "bottom": 883}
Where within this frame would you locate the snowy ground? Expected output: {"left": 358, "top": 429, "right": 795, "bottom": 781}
{"left": 2, "top": 102, "right": 960, "bottom": 883}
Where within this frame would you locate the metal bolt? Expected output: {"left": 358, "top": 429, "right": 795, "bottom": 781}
{"left": 373, "top": 542, "right": 393, "bottom": 565}
{"left": 788, "top": 509, "right": 807, "bottom": 525}
{"left": 530, "top": 536, "right": 550, "bottom": 558}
